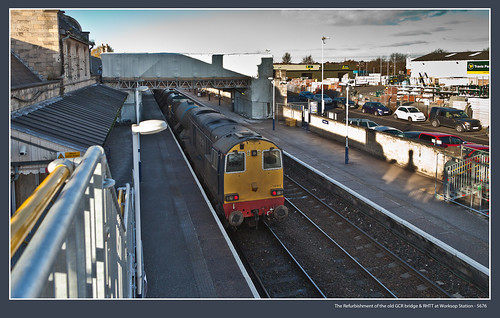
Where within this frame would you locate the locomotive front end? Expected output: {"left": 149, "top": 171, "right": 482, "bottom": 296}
{"left": 222, "top": 139, "right": 288, "bottom": 226}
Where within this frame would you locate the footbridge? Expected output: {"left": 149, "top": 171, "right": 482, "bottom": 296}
{"left": 102, "top": 53, "right": 280, "bottom": 119}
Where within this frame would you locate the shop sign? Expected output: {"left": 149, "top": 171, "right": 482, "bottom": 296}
{"left": 467, "top": 61, "right": 489, "bottom": 74}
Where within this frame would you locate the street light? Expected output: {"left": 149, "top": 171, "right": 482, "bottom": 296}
{"left": 321, "top": 36, "right": 329, "bottom": 115}
{"left": 268, "top": 77, "right": 276, "bottom": 130}
{"left": 131, "top": 119, "right": 167, "bottom": 297}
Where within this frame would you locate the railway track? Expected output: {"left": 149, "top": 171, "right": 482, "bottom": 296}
{"left": 230, "top": 224, "right": 326, "bottom": 298}
{"left": 276, "top": 174, "right": 452, "bottom": 298}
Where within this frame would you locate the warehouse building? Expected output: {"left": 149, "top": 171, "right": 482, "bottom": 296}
{"left": 406, "top": 51, "right": 489, "bottom": 87}
{"left": 273, "top": 63, "right": 354, "bottom": 81}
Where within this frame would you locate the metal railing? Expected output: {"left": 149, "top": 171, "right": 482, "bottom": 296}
{"left": 11, "top": 146, "right": 137, "bottom": 298}
{"left": 443, "top": 151, "right": 490, "bottom": 216}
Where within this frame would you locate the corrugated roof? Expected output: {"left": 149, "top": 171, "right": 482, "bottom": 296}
{"left": 11, "top": 84, "right": 127, "bottom": 152}
{"left": 412, "top": 51, "right": 489, "bottom": 62}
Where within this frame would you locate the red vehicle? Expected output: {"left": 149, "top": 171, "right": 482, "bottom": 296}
{"left": 414, "top": 132, "right": 467, "bottom": 148}
{"left": 461, "top": 144, "right": 489, "bottom": 160}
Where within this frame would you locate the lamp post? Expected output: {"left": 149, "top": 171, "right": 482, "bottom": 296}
{"left": 134, "top": 86, "right": 149, "bottom": 181}
{"left": 268, "top": 77, "right": 276, "bottom": 130}
{"left": 131, "top": 119, "right": 167, "bottom": 297}
{"left": 345, "top": 83, "right": 350, "bottom": 164}
{"left": 345, "top": 80, "right": 353, "bottom": 164}
{"left": 321, "top": 36, "right": 329, "bottom": 115}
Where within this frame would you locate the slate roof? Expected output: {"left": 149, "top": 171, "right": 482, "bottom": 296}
{"left": 11, "top": 53, "right": 42, "bottom": 88}
{"left": 11, "top": 84, "right": 127, "bottom": 152}
{"left": 412, "top": 51, "right": 489, "bottom": 62}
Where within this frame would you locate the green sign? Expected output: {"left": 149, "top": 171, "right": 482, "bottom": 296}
{"left": 467, "top": 61, "right": 489, "bottom": 74}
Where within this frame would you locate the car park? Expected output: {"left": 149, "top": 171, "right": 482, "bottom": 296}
{"left": 298, "top": 91, "right": 315, "bottom": 101}
{"left": 393, "top": 106, "right": 426, "bottom": 122}
{"left": 312, "top": 94, "right": 333, "bottom": 104}
{"left": 346, "top": 118, "right": 379, "bottom": 129}
{"left": 333, "top": 97, "right": 357, "bottom": 109}
{"left": 428, "top": 106, "right": 482, "bottom": 132}
{"left": 373, "top": 126, "right": 404, "bottom": 137}
{"left": 361, "top": 102, "right": 392, "bottom": 116}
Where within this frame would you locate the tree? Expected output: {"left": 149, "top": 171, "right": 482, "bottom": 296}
{"left": 91, "top": 43, "right": 114, "bottom": 58}
{"left": 431, "top": 48, "right": 448, "bottom": 54}
{"left": 301, "top": 55, "right": 315, "bottom": 64}
{"left": 282, "top": 52, "right": 292, "bottom": 64}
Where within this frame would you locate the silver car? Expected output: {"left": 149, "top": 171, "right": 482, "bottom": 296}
{"left": 374, "top": 126, "right": 405, "bottom": 137}
{"left": 312, "top": 94, "right": 333, "bottom": 105}
{"left": 346, "top": 118, "right": 379, "bottom": 129}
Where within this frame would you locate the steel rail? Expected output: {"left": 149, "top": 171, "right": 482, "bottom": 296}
{"left": 230, "top": 237, "right": 271, "bottom": 298}
{"left": 263, "top": 221, "right": 327, "bottom": 298}
{"left": 285, "top": 174, "right": 452, "bottom": 298}
{"left": 284, "top": 197, "right": 398, "bottom": 298}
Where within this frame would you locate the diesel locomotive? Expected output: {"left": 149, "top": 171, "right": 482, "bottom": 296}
{"left": 153, "top": 89, "right": 288, "bottom": 227}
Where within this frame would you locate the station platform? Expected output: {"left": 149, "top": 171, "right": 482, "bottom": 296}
{"left": 104, "top": 94, "right": 258, "bottom": 298}
{"left": 179, "top": 89, "right": 489, "bottom": 269}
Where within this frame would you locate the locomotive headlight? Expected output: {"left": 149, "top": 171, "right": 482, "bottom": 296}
{"left": 225, "top": 193, "right": 239, "bottom": 201}
{"left": 270, "top": 189, "right": 284, "bottom": 196}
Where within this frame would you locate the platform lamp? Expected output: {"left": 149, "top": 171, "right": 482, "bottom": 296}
{"left": 321, "top": 36, "right": 329, "bottom": 115}
{"left": 131, "top": 119, "right": 167, "bottom": 297}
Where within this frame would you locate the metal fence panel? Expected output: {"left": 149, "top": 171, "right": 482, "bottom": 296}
{"left": 11, "top": 146, "right": 135, "bottom": 298}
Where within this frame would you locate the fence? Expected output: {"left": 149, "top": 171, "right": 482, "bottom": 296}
{"left": 11, "top": 146, "right": 137, "bottom": 298}
{"left": 443, "top": 150, "right": 490, "bottom": 216}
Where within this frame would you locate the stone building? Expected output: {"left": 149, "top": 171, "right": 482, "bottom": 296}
{"left": 10, "top": 10, "right": 126, "bottom": 211}
{"left": 10, "top": 9, "right": 97, "bottom": 111}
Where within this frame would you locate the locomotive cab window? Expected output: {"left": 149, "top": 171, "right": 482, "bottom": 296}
{"left": 263, "top": 149, "right": 282, "bottom": 170}
{"left": 226, "top": 152, "right": 245, "bottom": 173}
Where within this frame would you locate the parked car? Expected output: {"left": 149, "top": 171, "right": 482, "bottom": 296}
{"left": 393, "top": 106, "right": 426, "bottom": 122}
{"left": 312, "top": 94, "right": 333, "bottom": 105}
{"left": 361, "top": 102, "right": 392, "bottom": 116}
{"left": 403, "top": 131, "right": 422, "bottom": 139}
{"left": 346, "top": 118, "right": 379, "bottom": 129}
{"left": 428, "top": 107, "right": 482, "bottom": 132}
{"left": 333, "top": 97, "right": 357, "bottom": 109}
{"left": 298, "top": 91, "right": 315, "bottom": 101}
{"left": 373, "top": 126, "right": 404, "bottom": 137}
{"left": 413, "top": 132, "right": 467, "bottom": 148}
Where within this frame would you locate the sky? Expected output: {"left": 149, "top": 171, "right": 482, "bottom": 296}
{"left": 63, "top": 9, "right": 490, "bottom": 63}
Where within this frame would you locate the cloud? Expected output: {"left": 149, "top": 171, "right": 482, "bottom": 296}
{"left": 281, "top": 10, "right": 451, "bottom": 26}
{"left": 380, "top": 40, "right": 429, "bottom": 48}
{"left": 393, "top": 27, "right": 451, "bottom": 37}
